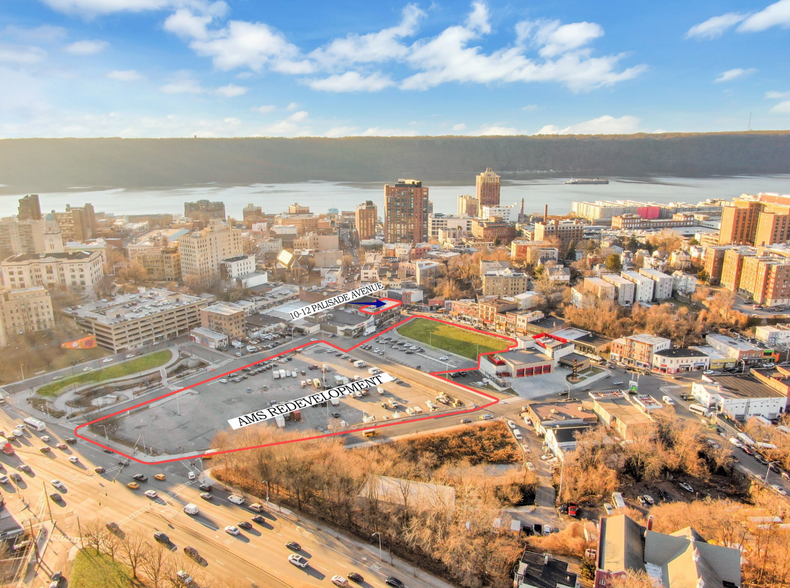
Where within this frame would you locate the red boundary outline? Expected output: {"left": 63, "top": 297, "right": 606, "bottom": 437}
{"left": 74, "top": 311, "right": 517, "bottom": 464}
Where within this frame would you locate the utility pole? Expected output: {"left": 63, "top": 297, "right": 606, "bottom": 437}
{"left": 76, "top": 515, "right": 84, "bottom": 549}
{"left": 27, "top": 520, "right": 40, "bottom": 565}
{"left": 43, "top": 483, "right": 53, "bottom": 522}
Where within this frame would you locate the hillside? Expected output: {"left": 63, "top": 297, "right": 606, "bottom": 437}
{"left": 1, "top": 132, "right": 789, "bottom": 193}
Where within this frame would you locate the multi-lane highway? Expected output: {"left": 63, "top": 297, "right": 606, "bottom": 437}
{"left": 0, "top": 409, "right": 453, "bottom": 588}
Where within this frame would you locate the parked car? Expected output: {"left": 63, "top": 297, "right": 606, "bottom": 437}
{"left": 183, "top": 546, "right": 199, "bottom": 559}
{"left": 224, "top": 526, "right": 240, "bottom": 536}
{"left": 238, "top": 521, "right": 252, "bottom": 530}
{"left": 332, "top": 576, "right": 349, "bottom": 587}
{"left": 153, "top": 532, "right": 170, "bottom": 544}
{"left": 678, "top": 482, "right": 694, "bottom": 493}
{"left": 285, "top": 541, "right": 301, "bottom": 551}
{"left": 348, "top": 572, "right": 364, "bottom": 583}
{"left": 51, "top": 480, "right": 65, "bottom": 491}
{"left": 94, "top": 467, "right": 106, "bottom": 474}
{"left": 385, "top": 577, "right": 406, "bottom": 588}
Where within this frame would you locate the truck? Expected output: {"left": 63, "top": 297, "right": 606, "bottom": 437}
{"left": 293, "top": 410, "right": 302, "bottom": 422}
{"left": 756, "top": 442, "right": 778, "bottom": 450}
{"left": 368, "top": 367, "right": 381, "bottom": 375}
{"left": 279, "top": 369, "right": 287, "bottom": 379}
{"left": 354, "top": 360, "right": 367, "bottom": 368}
{"left": 334, "top": 375, "right": 349, "bottom": 386}
{"left": 0, "top": 437, "right": 13, "bottom": 455}
{"left": 737, "top": 432, "right": 756, "bottom": 446}
{"left": 275, "top": 415, "right": 285, "bottom": 428}
{"left": 313, "top": 378, "right": 322, "bottom": 389}
{"left": 387, "top": 398, "right": 399, "bottom": 409}
{"left": 436, "top": 393, "right": 450, "bottom": 404}
{"left": 426, "top": 400, "right": 437, "bottom": 410}
{"left": 377, "top": 386, "right": 385, "bottom": 395}
{"left": 330, "top": 398, "right": 340, "bottom": 406}
{"left": 183, "top": 504, "right": 200, "bottom": 516}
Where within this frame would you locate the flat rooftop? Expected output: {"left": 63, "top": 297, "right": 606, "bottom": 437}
{"left": 708, "top": 374, "right": 786, "bottom": 398}
{"left": 66, "top": 288, "right": 204, "bottom": 324}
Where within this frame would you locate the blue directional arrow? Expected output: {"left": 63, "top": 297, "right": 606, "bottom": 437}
{"left": 347, "top": 299, "right": 386, "bottom": 309}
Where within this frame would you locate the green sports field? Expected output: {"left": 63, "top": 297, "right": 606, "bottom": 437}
{"left": 396, "top": 318, "right": 510, "bottom": 360}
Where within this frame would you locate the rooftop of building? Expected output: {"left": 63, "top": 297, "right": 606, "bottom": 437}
{"left": 65, "top": 288, "right": 205, "bottom": 324}
{"left": 528, "top": 399, "right": 597, "bottom": 423}
{"left": 528, "top": 316, "right": 568, "bottom": 331}
{"left": 514, "top": 551, "right": 578, "bottom": 588}
{"left": 707, "top": 333, "right": 762, "bottom": 352}
{"left": 549, "top": 426, "right": 592, "bottom": 444}
{"left": 705, "top": 374, "right": 785, "bottom": 398}
{"left": 190, "top": 326, "right": 228, "bottom": 340}
{"left": 496, "top": 348, "right": 550, "bottom": 365}
{"left": 203, "top": 302, "right": 245, "bottom": 316}
{"left": 3, "top": 250, "right": 98, "bottom": 263}
{"left": 654, "top": 348, "right": 709, "bottom": 359}
{"left": 621, "top": 333, "right": 671, "bottom": 346}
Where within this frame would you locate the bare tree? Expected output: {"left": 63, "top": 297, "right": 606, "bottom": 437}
{"left": 118, "top": 529, "right": 149, "bottom": 579}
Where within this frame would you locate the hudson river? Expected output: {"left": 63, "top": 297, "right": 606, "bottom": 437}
{"left": 3, "top": 175, "right": 790, "bottom": 219}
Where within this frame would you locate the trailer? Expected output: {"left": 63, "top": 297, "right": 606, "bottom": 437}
{"left": 273, "top": 371, "right": 280, "bottom": 380}
{"left": 737, "top": 432, "right": 755, "bottom": 446}
{"left": 274, "top": 415, "right": 285, "bottom": 428}
{"left": 279, "top": 369, "right": 287, "bottom": 379}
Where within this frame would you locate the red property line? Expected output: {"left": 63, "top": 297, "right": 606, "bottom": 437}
{"left": 74, "top": 307, "right": 518, "bottom": 464}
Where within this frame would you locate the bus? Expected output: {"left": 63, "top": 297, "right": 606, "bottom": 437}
{"left": 23, "top": 417, "right": 46, "bottom": 432}
{"left": 363, "top": 429, "right": 377, "bottom": 437}
{"left": 611, "top": 492, "right": 626, "bottom": 511}
{"left": 688, "top": 404, "right": 710, "bottom": 417}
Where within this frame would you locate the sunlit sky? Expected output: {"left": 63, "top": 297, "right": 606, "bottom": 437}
{"left": 2, "top": 0, "right": 790, "bottom": 138}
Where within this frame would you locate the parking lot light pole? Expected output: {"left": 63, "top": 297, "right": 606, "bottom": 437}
{"left": 765, "top": 461, "right": 777, "bottom": 485}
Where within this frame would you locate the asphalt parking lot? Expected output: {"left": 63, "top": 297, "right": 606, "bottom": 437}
{"left": 366, "top": 332, "right": 479, "bottom": 373}
{"left": 110, "top": 341, "right": 478, "bottom": 454}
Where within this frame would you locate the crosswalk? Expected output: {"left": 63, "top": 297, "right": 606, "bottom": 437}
{"left": 50, "top": 534, "right": 79, "bottom": 543}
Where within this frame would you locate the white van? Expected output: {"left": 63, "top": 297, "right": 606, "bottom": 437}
{"left": 513, "top": 430, "right": 523, "bottom": 440}
{"left": 183, "top": 503, "right": 199, "bottom": 516}
{"left": 228, "top": 494, "right": 245, "bottom": 505}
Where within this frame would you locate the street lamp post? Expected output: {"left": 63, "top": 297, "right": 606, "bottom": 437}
{"left": 765, "top": 461, "right": 778, "bottom": 485}
{"left": 99, "top": 425, "right": 108, "bottom": 440}
{"left": 371, "top": 532, "right": 382, "bottom": 562}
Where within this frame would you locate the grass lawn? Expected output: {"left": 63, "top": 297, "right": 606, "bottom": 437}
{"left": 36, "top": 349, "right": 173, "bottom": 398}
{"left": 397, "top": 318, "right": 510, "bottom": 360}
{"left": 70, "top": 549, "right": 135, "bottom": 588}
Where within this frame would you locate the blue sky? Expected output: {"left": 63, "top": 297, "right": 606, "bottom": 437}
{"left": 1, "top": 0, "right": 789, "bottom": 138}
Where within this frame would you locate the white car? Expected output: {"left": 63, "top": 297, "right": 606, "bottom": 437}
{"left": 219, "top": 379, "right": 228, "bottom": 384}
{"left": 507, "top": 421, "right": 517, "bottom": 429}
{"left": 144, "top": 490, "right": 158, "bottom": 499}
{"left": 51, "top": 480, "right": 66, "bottom": 491}
{"left": 228, "top": 494, "right": 245, "bottom": 505}
{"left": 439, "top": 356, "right": 449, "bottom": 361}
{"left": 82, "top": 367, "right": 93, "bottom": 372}
{"left": 0, "top": 475, "right": 8, "bottom": 484}
{"left": 288, "top": 554, "right": 308, "bottom": 568}
{"left": 41, "top": 435, "right": 51, "bottom": 442}
{"left": 224, "top": 525, "right": 240, "bottom": 536}
{"left": 103, "top": 358, "right": 114, "bottom": 363}
{"left": 772, "top": 484, "right": 788, "bottom": 496}
{"left": 68, "top": 456, "right": 79, "bottom": 464}
{"left": 331, "top": 576, "right": 349, "bottom": 587}
{"left": 125, "top": 354, "right": 135, "bottom": 359}
{"left": 661, "top": 396, "right": 675, "bottom": 406}
{"left": 187, "top": 472, "right": 196, "bottom": 480}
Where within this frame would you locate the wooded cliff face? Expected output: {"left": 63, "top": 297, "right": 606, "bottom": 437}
{"left": 1, "top": 132, "right": 789, "bottom": 192}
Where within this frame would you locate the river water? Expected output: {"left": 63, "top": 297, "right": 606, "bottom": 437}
{"left": 3, "top": 175, "right": 790, "bottom": 219}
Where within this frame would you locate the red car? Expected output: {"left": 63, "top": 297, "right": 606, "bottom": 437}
{"left": 568, "top": 503, "right": 579, "bottom": 518}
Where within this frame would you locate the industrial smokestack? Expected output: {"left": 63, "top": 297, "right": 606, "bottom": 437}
{"left": 544, "top": 204, "right": 548, "bottom": 222}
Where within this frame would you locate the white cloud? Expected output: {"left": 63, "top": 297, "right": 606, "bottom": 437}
{"left": 40, "top": 0, "right": 228, "bottom": 16}
{"left": 162, "top": 2, "right": 644, "bottom": 94}
{"left": 1, "top": 25, "right": 68, "bottom": 43}
{"left": 685, "top": 13, "right": 746, "bottom": 40}
{"left": 107, "top": 69, "right": 142, "bottom": 81}
{"left": 310, "top": 4, "right": 425, "bottom": 69}
{"left": 687, "top": 1, "right": 790, "bottom": 39}
{"left": 253, "top": 104, "right": 276, "bottom": 114}
{"left": 401, "top": 4, "right": 645, "bottom": 92}
{"left": 0, "top": 43, "right": 47, "bottom": 64}
{"left": 467, "top": 124, "right": 519, "bottom": 136}
{"left": 535, "top": 115, "right": 641, "bottom": 135}
{"left": 308, "top": 71, "right": 394, "bottom": 92}
{"left": 738, "top": 0, "right": 790, "bottom": 32}
{"left": 258, "top": 110, "right": 311, "bottom": 136}
{"left": 466, "top": 1, "right": 491, "bottom": 34}
{"left": 360, "top": 127, "right": 419, "bottom": 136}
{"left": 286, "top": 102, "right": 298, "bottom": 111}
{"left": 65, "top": 39, "right": 109, "bottom": 55}
{"left": 519, "top": 19, "right": 604, "bottom": 58}
{"left": 163, "top": 8, "right": 214, "bottom": 40}
{"left": 770, "top": 101, "right": 790, "bottom": 114}
{"left": 714, "top": 68, "right": 757, "bottom": 83}
{"left": 323, "top": 126, "right": 359, "bottom": 137}
{"left": 216, "top": 83, "right": 248, "bottom": 97}
{"left": 766, "top": 90, "right": 790, "bottom": 99}
{"left": 159, "top": 72, "right": 205, "bottom": 94}
{"left": 451, "top": 123, "right": 466, "bottom": 131}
